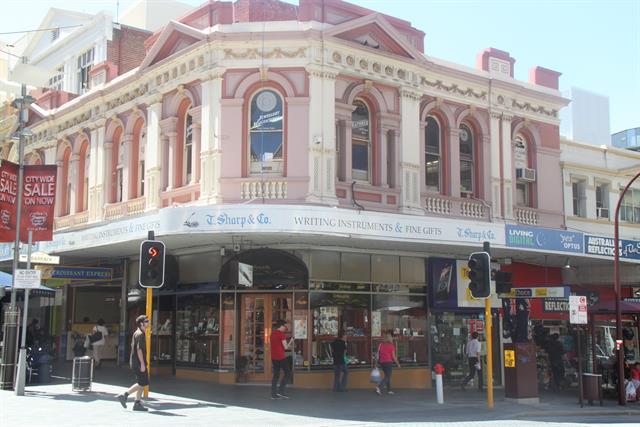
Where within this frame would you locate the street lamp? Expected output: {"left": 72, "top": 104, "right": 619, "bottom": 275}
{"left": 613, "top": 170, "right": 640, "bottom": 405}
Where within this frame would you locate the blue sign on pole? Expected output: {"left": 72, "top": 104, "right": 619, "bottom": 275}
{"left": 584, "top": 234, "right": 640, "bottom": 260}
{"left": 505, "top": 225, "right": 583, "bottom": 253}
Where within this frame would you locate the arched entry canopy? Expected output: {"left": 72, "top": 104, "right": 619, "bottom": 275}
{"left": 219, "top": 248, "right": 308, "bottom": 290}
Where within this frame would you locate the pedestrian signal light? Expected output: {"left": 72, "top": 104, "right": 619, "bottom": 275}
{"left": 494, "top": 270, "right": 513, "bottom": 294}
{"left": 139, "top": 240, "right": 166, "bottom": 288}
{"left": 468, "top": 251, "right": 491, "bottom": 299}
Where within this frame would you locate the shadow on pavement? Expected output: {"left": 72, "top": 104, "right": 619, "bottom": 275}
{"left": 32, "top": 362, "right": 640, "bottom": 424}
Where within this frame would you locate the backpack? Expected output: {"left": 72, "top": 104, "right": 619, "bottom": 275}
{"left": 88, "top": 330, "right": 103, "bottom": 343}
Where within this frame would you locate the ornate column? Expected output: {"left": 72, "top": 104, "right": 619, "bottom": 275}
{"left": 306, "top": 66, "right": 339, "bottom": 205}
{"left": 68, "top": 153, "right": 79, "bottom": 215}
{"left": 199, "top": 74, "right": 224, "bottom": 203}
{"left": 159, "top": 116, "right": 177, "bottom": 192}
{"left": 121, "top": 133, "right": 133, "bottom": 201}
{"left": 490, "top": 112, "right": 502, "bottom": 219}
{"left": 399, "top": 88, "right": 422, "bottom": 214}
{"left": 88, "top": 121, "right": 106, "bottom": 221}
{"left": 378, "top": 122, "right": 389, "bottom": 188}
{"left": 501, "top": 114, "right": 514, "bottom": 219}
{"left": 103, "top": 140, "right": 113, "bottom": 204}
{"left": 145, "top": 98, "right": 163, "bottom": 210}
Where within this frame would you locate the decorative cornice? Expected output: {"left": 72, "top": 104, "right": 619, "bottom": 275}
{"left": 511, "top": 99, "right": 557, "bottom": 118}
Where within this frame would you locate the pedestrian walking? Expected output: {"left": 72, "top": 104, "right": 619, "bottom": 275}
{"left": 331, "top": 332, "right": 348, "bottom": 392}
{"left": 375, "top": 332, "right": 400, "bottom": 396}
{"left": 89, "top": 319, "right": 108, "bottom": 368}
{"left": 270, "top": 319, "right": 294, "bottom": 399}
{"left": 461, "top": 332, "right": 483, "bottom": 391}
{"left": 116, "top": 315, "right": 150, "bottom": 411}
{"left": 546, "top": 333, "right": 565, "bottom": 390}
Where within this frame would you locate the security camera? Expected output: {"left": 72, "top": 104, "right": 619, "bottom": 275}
{"left": 233, "top": 243, "right": 241, "bottom": 252}
{"left": 312, "top": 136, "right": 322, "bottom": 145}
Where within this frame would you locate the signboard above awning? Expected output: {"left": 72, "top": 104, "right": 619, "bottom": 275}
{"left": 36, "top": 266, "right": 113, "bottom": 281}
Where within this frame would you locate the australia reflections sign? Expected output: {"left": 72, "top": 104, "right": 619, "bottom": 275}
{"left": 584, "top": 234, "right": 640, "bottom": 260}
{"left": 505, "top": 225, "right": 583, "bottom": 253}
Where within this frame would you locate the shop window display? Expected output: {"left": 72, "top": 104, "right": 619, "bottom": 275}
{"left": 372, "top": 294, "right": 427, "bottom": 365}
{"left": 150, "top": 295, "right": 175, "bottom": 364}
{"left": 311, "top": 292, "right": 370, "bottom": 368}
{"left": 430, "top": 312, "right": 484, "bottom": 384}
{"left": 176, "top": 294, "right": 220, "bottom": 366}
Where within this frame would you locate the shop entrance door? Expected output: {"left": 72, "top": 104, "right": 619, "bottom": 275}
{"left": 240, "top": 294, "right": 292, "bottom": 382}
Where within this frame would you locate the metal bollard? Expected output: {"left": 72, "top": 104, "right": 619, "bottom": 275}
{"left": 434, "top": 363, "right": 445, "bottom": 404}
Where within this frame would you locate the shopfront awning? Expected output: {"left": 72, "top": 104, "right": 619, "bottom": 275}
{"left": 589, "top": 299, "right": 640, "bottom": 315}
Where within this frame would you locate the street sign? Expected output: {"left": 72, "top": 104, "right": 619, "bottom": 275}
{"left": 499, "top": 286, "right": 568, "bottom": 298}
{"left": 504, "top": 349, "right": 515, "bottom": 368}
{"left": 19, "top": 251, "right": 60, "bottom": 265}
{"left": 569, "top": 295, "right": 588, "bottom": 324}
{"left": 14, "top": 269, "right": 41, "bottom": 289}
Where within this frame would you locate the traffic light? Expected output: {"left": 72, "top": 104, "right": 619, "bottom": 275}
{"left": 139, "top": 240, "right": 166, "bottom": 288}
{"left": 467, "top": 251, "right": 490, "bottom": 299}
{"left": 494, "top": 270, "right": 513, "bottom": 294}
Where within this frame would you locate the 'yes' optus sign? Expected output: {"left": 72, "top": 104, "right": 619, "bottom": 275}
{"left": 506, "top": 225, "right": 583, "bottom": 253}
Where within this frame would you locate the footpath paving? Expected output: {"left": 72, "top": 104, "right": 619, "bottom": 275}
{"left": 1, "top": 364, "right": 640, "bottom": 426}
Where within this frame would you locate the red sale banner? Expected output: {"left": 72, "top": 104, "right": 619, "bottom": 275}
{"left": 21, "top": 164, "right": 57, "bottom": 242}
{"left": 0, "top": 160, "right": 18, "bottom": 242}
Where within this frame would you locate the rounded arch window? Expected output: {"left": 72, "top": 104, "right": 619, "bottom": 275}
{"left": 249, "top": 89, "right": 284, "bottom": 174}
{"left": 514, "top": 133, "right": 533, "bottom": 207}
{"left": 351, "top": 99, "right": 371, "bottom": 182}
{"left": 459, "top": 123, "right": 474, "bottom": 195}
{"left": 425, "top": 116, "right": 441, "bottom": 192}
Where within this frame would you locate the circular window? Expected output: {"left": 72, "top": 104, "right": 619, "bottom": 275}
{"left": 256, "top": 91, "right": 277, "bottom": 112}
{"left": 459, "top": 128, "right": 469, "bottom": 142}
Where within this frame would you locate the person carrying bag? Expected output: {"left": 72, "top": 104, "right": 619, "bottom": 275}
{"left": 374, "top": 332, "right": 401, "bottom": 395}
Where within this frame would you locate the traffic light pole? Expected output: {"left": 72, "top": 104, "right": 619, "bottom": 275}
{"left": 483, "top": 241, "right": 494, "bottom": 409}
{"left": 144, "top": 231, "right": 154, "bottom": 398}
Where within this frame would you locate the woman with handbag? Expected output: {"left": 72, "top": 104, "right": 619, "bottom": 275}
{"left": 376, "top": 332, "right": 401, "bottom": 395}
{"left": 89, "top": 319, "right": 109, "bottom": 368}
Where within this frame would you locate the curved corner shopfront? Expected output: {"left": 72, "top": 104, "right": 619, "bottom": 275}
{"left": 145, "top": 248, "right": 431, "bottom": 389}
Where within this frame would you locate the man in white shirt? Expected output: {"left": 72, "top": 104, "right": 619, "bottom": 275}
{"left": 461, "top": 331, "right": 482, "bottom": 391}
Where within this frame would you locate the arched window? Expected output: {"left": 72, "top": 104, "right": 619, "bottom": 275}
{"left": 139, "top": 131, "right": 146, "bottom": 197}
{"left": 459, "top": 123, "right": 474, "bottom": 196}
{"left": 351, "top": 99, "right": 371, "bottom": 182}
{"left": 183, "top": 113, "right": 193, "bottom": 184}
{"left": 425, "top": 116, "right": 441, "bottom": 192}
{"left": 61, "top": 147, "right": 71, "bottom": 216}
{"left": 116, "top": 139, "right": 125, "bottom": 203}
{"left": 514, "top": 134, "right": 532, "bottom": 207}
{"left": 249, "top": 89, "right": 283, "bottom": 174}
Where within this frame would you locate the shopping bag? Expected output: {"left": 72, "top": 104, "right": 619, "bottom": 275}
{"left": 369, "top": 367, "right": 382, "bottom": 383}
{"left": 626, "top": 380, "right": 637, "bottom": 402}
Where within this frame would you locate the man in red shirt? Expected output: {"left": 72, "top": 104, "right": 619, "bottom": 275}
{"left": 271, "top": 319, "right": 294, "bottom": 399}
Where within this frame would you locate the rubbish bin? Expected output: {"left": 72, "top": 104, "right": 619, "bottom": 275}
{"left": 38, "top": 354, "right": 53, "bottom": 383}
{"left": 72, "top": 356, "right": 93, "bottom": 392}
{"left": 582, "top": 373, "right": 603, "bottom": 406}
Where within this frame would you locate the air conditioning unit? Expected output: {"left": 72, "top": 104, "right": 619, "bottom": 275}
{"left": 516, "top": 167, "right": 536, "bottom": 182}
{"left": 597, "top": 207, "right": 609, "bottom": 219}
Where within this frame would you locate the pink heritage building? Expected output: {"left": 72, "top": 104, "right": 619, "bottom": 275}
{"left": 9, "top": 0, "right": 568, "bottom": 388}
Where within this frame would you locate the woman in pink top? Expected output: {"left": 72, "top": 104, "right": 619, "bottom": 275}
{"left": 376, "top": 332, "right": 401, "bottom": 395}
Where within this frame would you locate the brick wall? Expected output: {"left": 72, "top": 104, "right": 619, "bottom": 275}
{"left": 233, "top": 0, "right": 298, "bottom": 22}
{"left": 107, "top": 25, "right": 152, "bottom": 75}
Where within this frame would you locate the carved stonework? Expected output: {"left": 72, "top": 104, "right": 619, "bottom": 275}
{"left": 223, "top": 47, "right": 307, "bottom": 60}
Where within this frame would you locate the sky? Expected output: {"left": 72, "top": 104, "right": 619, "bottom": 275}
{"left": 1, "top": 0, "right": 638, "bottom": 134}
